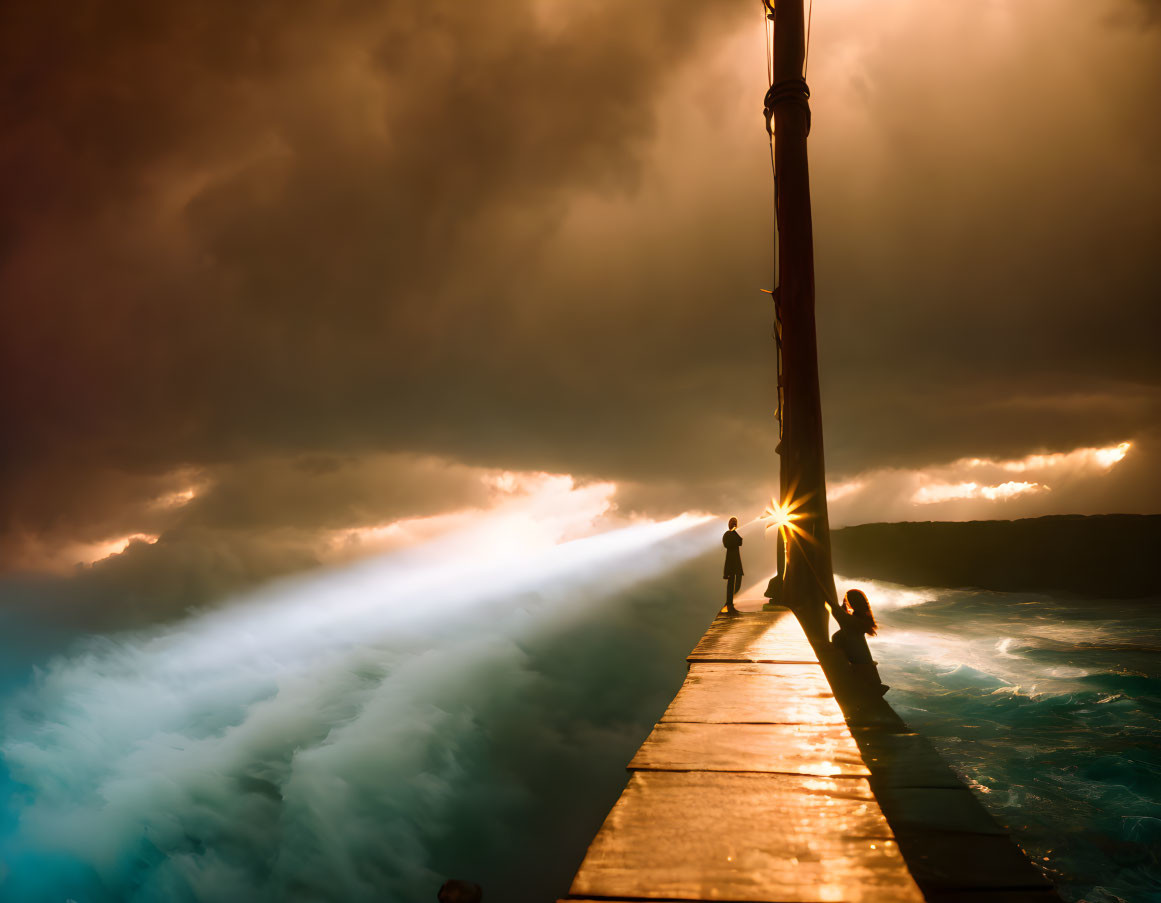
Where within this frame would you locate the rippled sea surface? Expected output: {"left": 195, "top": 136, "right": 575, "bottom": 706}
{"left": 846, "top": 577, "right": 1161, "bottom": 903}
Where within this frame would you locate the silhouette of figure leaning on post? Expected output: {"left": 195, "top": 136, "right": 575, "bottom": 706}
{"left": 722, "top": 517, "right": 744, "bottom": 612}
{"left": 828, "top": 588, "right": 889, "bottom": 695}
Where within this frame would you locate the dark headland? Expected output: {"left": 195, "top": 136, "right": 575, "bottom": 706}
{"left": 832, "top": 513, "right": 1160, "bottom": 599}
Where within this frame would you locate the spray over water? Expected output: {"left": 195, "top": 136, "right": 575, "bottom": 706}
{"left": 0, "top": 494, "right": 729, "bottom": 902}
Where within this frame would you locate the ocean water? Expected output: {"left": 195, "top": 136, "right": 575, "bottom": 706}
{"left": 850, "top": 576, "right": 1161, "bottom": 903}
{"left": 0, "top": 515, "right": 738, "bottom": 903}
{"left": 1, "top": 521, "right": 1156, "bottom": 902}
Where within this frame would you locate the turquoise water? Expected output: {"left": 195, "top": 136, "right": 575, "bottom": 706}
{"left": 853, "top": 577, "right": 1161, "bottom": 903}
{"left": 1, "top": 531, "right": 1156, "bottom": 902}
{"left": 0, "top": 519, "right": 729, "bottom": 903}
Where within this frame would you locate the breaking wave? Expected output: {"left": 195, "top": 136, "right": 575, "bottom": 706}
{"left": 2, "top": 527, "right": 1155, "bottom": 903}
{"left": 857, "top": 577, "right": 1161, "bottom": 903}
{"left": 0, "top": 514, "right": 746, "bottom": 902}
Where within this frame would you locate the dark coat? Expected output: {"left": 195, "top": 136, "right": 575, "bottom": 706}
{"left": 722, "top": 529, "right": 743, "bottom": 577}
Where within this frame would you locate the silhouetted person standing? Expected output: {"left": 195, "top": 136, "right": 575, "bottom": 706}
{"left": 722, "top": 517, "right": 743, "bottom": 612}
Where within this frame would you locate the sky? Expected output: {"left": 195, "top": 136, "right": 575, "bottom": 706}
{"left": 3, "top": 0, "right": 1160, "bottom": 610}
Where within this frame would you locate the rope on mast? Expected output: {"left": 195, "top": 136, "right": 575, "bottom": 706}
{"left": 761, "top": 0, "right": 814, "bottom": 443}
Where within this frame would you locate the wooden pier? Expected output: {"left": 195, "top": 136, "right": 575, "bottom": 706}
{"left": 559, "top": 605, "right": 1059, "bottom": 903}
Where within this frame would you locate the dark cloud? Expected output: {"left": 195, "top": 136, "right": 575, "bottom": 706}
{"left": 805, "top": 0, "right": 1161, "bottom": 474}
{"left": 2, "top": 0, "right": 1159, "bottom": 581}
{"left": 182, "top": 454, "right": 495, "bottom": 531}
{"left": 0, "top": 452, "right": 552, "bottom": 621}
{"left": 1, "top": 0, "right": 750, "bottom": 555}
{"left": 6, "top": 529, "right": 325, "bottom": 631}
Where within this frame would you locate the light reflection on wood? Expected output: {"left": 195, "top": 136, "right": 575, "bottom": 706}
{"left": 565, "top": 610, "right": 924, "bottom": 903}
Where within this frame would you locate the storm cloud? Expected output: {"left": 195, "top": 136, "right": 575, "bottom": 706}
{"left": 3, "top": 0, "right": 1159, "bottom": 589}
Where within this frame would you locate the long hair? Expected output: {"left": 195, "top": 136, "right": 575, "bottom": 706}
{"left": 843, "top": 588, "right": 878, "bottom": 636}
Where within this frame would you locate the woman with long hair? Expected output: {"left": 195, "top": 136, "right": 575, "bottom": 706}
{"left": 829, "top": 588, "right": 889, "bottom": 695}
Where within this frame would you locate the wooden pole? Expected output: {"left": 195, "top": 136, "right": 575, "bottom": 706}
{"left": 768, "top": 0, "right": 838, "bottom": 644}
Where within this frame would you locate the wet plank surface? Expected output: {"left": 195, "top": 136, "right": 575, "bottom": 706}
{"left": 568, "top": 771, "right": 923, "bottom": 903}
{"left": 630, "top": 721, "right": 869, "bottom": 776}
{"left": 565, "top": 610, "right": 922, "bottom": 902}
{"left": 876, "top": 788, "right": 1009, "bottom": 836}
{"left": 562, "top": 606, "right": 1059, "bottom": 902}
{"left": 850, "top": 729, "right": 965, "bottom": 789}
{"left": 921, "top": 892, "right": 1061, "bottom": 903}
{"left": 687, "top": 610, "right": 817, "bottom": 664}
{"left": 893, "top": 832, "right": 1055, "bottom": 891}
{"left": 661, "top": 662, "right": 845, "bottom": 725}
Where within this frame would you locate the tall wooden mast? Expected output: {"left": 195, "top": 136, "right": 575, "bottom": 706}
{"left": 764, "top": 0, "right": 838, "bottom": 644}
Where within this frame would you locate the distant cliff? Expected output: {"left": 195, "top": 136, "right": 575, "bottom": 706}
{"left": 831, "top": 514, "right": 1160, "bottom": 599}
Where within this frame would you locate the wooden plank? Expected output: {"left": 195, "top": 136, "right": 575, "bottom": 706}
{"left": 563, "top": 603, "right": 1059, "bottom": 902}
{"left": 889, "top": 831, "right": 1054, "bottom": 891}
{"left": 875, "top": 787, "right": 1008, "bottom": 836}
{"left": 691, "top": 661, "right": 823, "bottom": 677}
{"left": 849, "top": 729, "right": 965, "bottom": 789}
{"left": 568, "top": 770, "right": 924, "bottom": 903}
{"left": 565, "top": 898, "right": 1062, "bottom": 903}
{"left": 629, "top": 721, "right": 870, "bottom": 777}
{"left": 923, "top": 893, "right": 1062, "bottom": 903}
{"left": 688, "top": 611, "right": 817, "bottom": 664}
{"left": 661, "top": 663, "right": 845, "bottom": 725}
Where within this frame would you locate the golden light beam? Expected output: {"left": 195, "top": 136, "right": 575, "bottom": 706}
{"left": 761, "top": 496, "right": 798, "bottom": 533}
{"left": 761, "top": 494, "right": 803, "bottom": 537}
{"left": 760, "top": 484, "right": 821, "bottom": 548}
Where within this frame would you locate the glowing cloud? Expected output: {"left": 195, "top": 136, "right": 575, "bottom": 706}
{"left": 327, "top": 473, "right": 620, "bottom": 561}
{"left": 75, "top": 532, "right": 160, "bottom": 566}
{"left": 968, "top": 441, "right": 1132, "bottom": 474}
{"left": 827, "top": 479, "right": 865, "bottom": 502}
{"left": 825, "top": 439, "right": 1133, "bottom": 525}
{"left": 150, "top": 486, "right": 200, "bottom": 508}
{"left": 912, "top": 480, "right": 1043, "bottom": 505}
{"left": 1093, "top": 442, "right": 1132, "bottom": 469}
